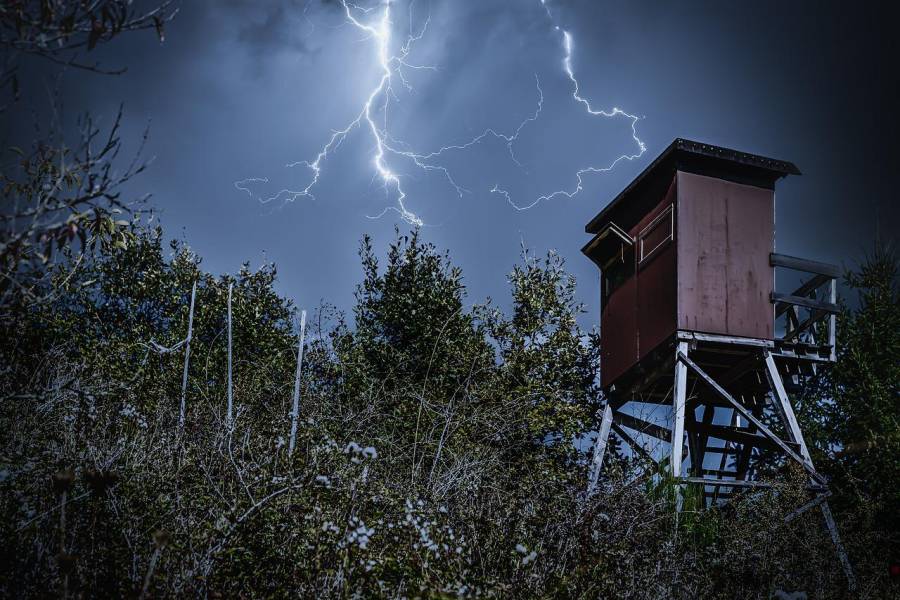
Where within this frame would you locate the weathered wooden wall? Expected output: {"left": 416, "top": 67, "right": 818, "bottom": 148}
{"left": 675, "top": 171, "right": 774, "bottom": 340}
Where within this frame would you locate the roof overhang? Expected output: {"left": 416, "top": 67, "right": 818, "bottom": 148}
{"left": 585, "top": 139, "right": 801, "bottom": 235}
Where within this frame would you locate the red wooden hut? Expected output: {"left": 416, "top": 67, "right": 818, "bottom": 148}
{"left": 582, "top": 139, "right": 802, "bottom": 388}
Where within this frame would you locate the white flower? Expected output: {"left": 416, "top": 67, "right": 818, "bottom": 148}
{"left": 321, "top": 521, "right": 339, "bottom": 534}
{"left": 346, "top": 520, "right": 375, "bottom": 549}
{"left": 515, "top": 543, "right": 527, "bottom": 554}
{"left": 522, "top": 551, "right": 538, "bottom": 566}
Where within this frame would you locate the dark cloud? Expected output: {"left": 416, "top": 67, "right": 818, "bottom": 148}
{"left": 235, "top": 1, "right": 317, "bottom": 71}
{"left": 4, "top": 0, "right": 898, "bottom": 321}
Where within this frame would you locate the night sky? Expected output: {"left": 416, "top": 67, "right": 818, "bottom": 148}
{"left": 9, "top": 0, "right": 899, "bottom": 323}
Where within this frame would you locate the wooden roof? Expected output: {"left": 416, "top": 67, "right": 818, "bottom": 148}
{"left": 585, "top": 138, "right": 800, "bottom": 235}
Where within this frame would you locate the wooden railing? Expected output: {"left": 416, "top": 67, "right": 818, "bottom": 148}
{"left": 770, "top": 253, "right": 840, "bottom": 361}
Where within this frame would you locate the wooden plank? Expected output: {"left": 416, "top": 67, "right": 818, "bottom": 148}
{"left": 735, "top": 394, "right": 765, "bottom": 481}
{"left": 288, "top": 310, "right": 307, "bottom": 455}
{"left": 682, "top": 477, "right": 828, "bottom": 493}
{"left": 770, "top": 253, "right": 841, "bottom": 278}
{"left": 680, "top": 477, "right": 776, "bottom": 490}
{"left": 677, "top": 352, "right": 826, "bottom": 485}
{"left": 763, "top": 353, "right": 811, "bottom": 459}
{"left": 613, "top": 411, "right": 672, "bottom": 442}
{"left": 703, "top": 446, "right": 741, "bottom": 456}
{"left": 785, "top": 491, "right": 832, "bottom": 523}
{"left": 686, "top": 420, "right": 793, "bottom": 452}
{"left": 676, "top": 330, "right": 773, "bottom": 348}
{"left": 587, "top": 405, "right": 614, "bottom": 495}
{"left": 677, "top": 173, "right": 775, "bottom": 340}
{"left": 701, "top": 468, "right": 739, "bottom": 478}
{"left": 671, "top": 342, "right": 688, "bottom": 478}
{"left": 693, "top": 403, "right": 715, "bottom": 477}
{"left": 179, "top": 280, "right": 197, "bottom": 429}
{"left": 610, "top": 422, "right": 658, "bottom": 465}
{"left": 820, "top": 501, "right": 857, "bottom": 590}
{"left": 828, "top": 279, "right": 837, "bottom": 362}
{"left": 774, "top": 273, "right": 831, "bottom": 317}
{"left": 770, "top": 292, "right": 839, "bottom": 314}
{"left": 783, "top": 308, "right": 828, "bottom": 340}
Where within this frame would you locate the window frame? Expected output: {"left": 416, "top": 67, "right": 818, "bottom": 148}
{"left": 638, "top": 204, "right": 674, "bottom": 267}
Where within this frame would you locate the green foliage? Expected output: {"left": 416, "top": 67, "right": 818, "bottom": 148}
{"left": 0, "top": 226, "right": 895, "bottom": 598}
{"left": 815, "top": 245, "right": 900, "bottom": 556}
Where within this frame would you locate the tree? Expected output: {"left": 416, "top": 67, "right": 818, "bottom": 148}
{"left": 0, "top": 0, "right": 176, "bottom": 305}
{"left": 821, "top": 245, "right": 900, "bottom": 557}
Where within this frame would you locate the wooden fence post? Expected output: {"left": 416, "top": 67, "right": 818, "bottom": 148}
{"left": 179, "top": 281, "right": 197, "bottom": 429}
{"left": 288, "top": 310, "right": 307, "bottom": 455}
{"left": 226, "top": 282, "right": 233, "bottom": 429}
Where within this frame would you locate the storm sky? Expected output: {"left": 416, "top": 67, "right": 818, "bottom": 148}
{"left": 8, "top": 0, "right": 899, "bottom": 322}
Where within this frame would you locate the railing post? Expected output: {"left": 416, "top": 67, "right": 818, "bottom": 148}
{"left": 829, "top": 278, "right": 837, "bottom": 361}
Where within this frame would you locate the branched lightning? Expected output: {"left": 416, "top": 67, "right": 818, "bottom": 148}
{"left": 236, "top": 0, "right": 646, "bottom": 225}
{"left": 492, "top": 0, "right": 647, "bottom": 211}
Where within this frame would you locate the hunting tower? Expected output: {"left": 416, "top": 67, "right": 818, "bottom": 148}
{"left": 583, "top": 139, "right": 854, "bottom": 586}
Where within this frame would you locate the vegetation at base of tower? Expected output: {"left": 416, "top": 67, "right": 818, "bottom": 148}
{"left": 800, "top": 244, "right": 900, "bottom": 562}
{"left": 0, "top": 221, "right": 897, "bottom": 598}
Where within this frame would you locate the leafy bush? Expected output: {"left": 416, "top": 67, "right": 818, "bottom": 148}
{"left": 0, "top": 226, "right": 894, "bottom": 598}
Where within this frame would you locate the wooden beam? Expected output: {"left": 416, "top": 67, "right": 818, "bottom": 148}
{"left": 686, "top": 420, "right": 793, "bottom": 452}
{"left": 770, "top": 253, "right": 841, "bottom": 278}
{"left": 771, "top": 292, "right": 839, "bottom": 314}
{"left": 677, "top": 330, "right": 773, "bottom": 348}
{"left": 783, "top": 308, "right": 829, "bottom": 340}
{"left": 775, "top": 273, "right": 831, "bottom": 317}
{"left": 677, "top": 352, "right": 827, "bottom": 485}
{"left": 613, "top": 411, "right": 672, "bottom": 442}
{"left": 785, "top": 491, "right": 832, "bottom": 523}
{"left": 763, "top": 353, "right": 811, "bottom": 459}
{"left": 587, "top": 405, "right": 614, "bottom": 495}
{"left": 610, "top": 422, "right": 658, "bottom": 465}
{"left": 672, "top": 342, "right": 689, "bottom": 478}
{"left": 680, "top": 477, "right": 828, "bottom": 492}
{"left": 703, "top": 446, "right": 741, "bottom": 456}
{"left": 680, "top": 477, "right": 774, "bottom": 490}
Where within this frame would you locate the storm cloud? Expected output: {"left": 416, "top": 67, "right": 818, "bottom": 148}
{"left": 6, "top": 0, "right": 898, "bottom": 320}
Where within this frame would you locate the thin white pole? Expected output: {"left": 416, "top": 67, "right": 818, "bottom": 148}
{"left": 587, "top": 404, "right": 614, "bottom": 496}
{"left": 226, "top": 282, "right": 233, "bottom": 429}
{"left": 179, "top": 280, "right": 197, "bottom": 429}
{"left": 671, "top": 341, "right": 689, "bottom": 478}
{"left": 288, "top": 310, "right": 307, "bottom": 455}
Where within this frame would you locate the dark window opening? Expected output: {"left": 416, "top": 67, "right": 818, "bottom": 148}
{"left": 601, "top": 245, "right": 634, "bottom": 310}
{"left": 584, "top": 221, "right": 635, "bottom": 310}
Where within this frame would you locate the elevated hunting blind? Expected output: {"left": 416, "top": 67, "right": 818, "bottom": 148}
{"left": 583, "top": 139, "right": 855, "bottom": 587}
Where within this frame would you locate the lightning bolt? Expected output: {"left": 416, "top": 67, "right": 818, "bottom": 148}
{"left": 491, "top": 0, "right": 647, "bottom": 211}
{"left": 235, "top": 1, "right": 435, "bottom": 226}
{"left": 236, "top": 0, "right": 646, "bottom": 225}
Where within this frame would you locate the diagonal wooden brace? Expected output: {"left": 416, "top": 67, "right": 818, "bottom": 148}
{"left": 676, "top": 352, "right": 827, "bottom": 486}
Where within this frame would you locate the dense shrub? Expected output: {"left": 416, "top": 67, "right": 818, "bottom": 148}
{"left": 0, "top": 227, "right": 895, "bottom": 598}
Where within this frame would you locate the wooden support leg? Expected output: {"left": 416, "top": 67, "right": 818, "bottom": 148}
{"left": 763, "top": 352, "right": 856, "bottom": 591}
{"left": 587, "top": 404, "right": 614, "bottom": 496}
{"left": 671, "top": 342, "right": 689, "bottom": 480}
{"left": 679, "top": 351, "right": 824, "bottom": 484}
{"left": 687, "top": 405, "right": 703, "bottom": 477}
{"left": 610, "top": 422, "right": 658, "bottom": 465}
